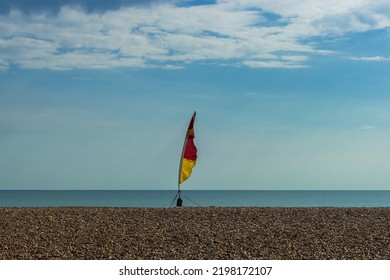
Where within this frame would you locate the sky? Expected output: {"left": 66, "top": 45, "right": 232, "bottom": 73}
{"left": 1, "top": 0, "right": 390, "bottom": 190}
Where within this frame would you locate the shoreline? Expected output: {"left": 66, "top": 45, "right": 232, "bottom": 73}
{"left": 1, "top": 207, "right": 390, "bottom": 260}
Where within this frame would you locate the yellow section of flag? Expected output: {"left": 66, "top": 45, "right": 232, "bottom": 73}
{"left": 179, "top": 158, "right": 196, "bottom": 184}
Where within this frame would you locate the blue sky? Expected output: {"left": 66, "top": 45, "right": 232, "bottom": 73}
{"left": 1, "top": 0, "right": 390, "bottom": 190}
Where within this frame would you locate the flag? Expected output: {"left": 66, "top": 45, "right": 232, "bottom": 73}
{"left": 178, "top": 111, "right": 197, "bottom": 185}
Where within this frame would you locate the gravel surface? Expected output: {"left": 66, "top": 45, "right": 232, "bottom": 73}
{"left": 1, "top": 207, "right": 390, "bottom": 259}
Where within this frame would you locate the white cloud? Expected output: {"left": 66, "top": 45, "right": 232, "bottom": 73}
{"left": 243, "top": 60, "right": 308, "bottom": 69}
{"left": 359, "top": 124, "right": 376, "bottom": 130}
{"left": 281, "top": 55, "right": 308, "bottom": 62}
{"left": 0, "top": 1, "right": 390, "bottom": 70}
{"left": 245, "top": 92, "right": 258, "bottom": 96}
{"left": 219, "top": 0, "right": 390, "bottom": 33}
{"left": 348, "top": 56, "right": 390, "bottom": 61}
{"left": 0, "top": 57, "right": 9, "bottom": 71}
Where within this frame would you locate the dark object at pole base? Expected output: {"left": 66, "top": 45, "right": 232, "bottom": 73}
{"left": 176, "top": 197, "right": 183, "bottom": 207}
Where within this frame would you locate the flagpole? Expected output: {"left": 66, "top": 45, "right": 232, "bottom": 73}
{"left": 177, "top": 127, "right": 188, "bottom": 207}
{"left": 178, "top": 136, "right": 188, "bottom": 189}
{"left": 176, "top": 111, "right": 196, "bottom": 207}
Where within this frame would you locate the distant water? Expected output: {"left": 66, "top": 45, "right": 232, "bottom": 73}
{"left": 0, "top": 190, "right": 390, "bottom": 208}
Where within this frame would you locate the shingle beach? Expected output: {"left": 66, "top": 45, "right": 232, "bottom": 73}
{"left": 1, "top": 207, "right": 389, "bottom": 259}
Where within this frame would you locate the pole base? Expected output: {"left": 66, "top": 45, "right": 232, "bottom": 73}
{"left": 176, "top": 197, "right": 183, "bottom": 207}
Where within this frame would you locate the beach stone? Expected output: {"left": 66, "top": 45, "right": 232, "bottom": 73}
{"left": 0, "top": 207, "right": 390, "bottom": 259}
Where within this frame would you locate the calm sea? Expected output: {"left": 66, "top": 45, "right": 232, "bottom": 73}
{"left": 0, "top": 190, "right": 390, "bottom": 208}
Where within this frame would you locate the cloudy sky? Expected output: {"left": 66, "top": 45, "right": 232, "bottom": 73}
{"left": 1, "top": 0, "right": 390, "bottom": 190}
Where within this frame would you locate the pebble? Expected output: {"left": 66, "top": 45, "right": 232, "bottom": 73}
{"left": 0, "top": 207, "right": 389, "bottom": 259}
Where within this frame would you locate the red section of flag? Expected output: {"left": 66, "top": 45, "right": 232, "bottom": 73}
{"left": 184, "top": 137, "right": 197, "bottom": 161}
{"left": 183, "top": 113, "right": 197, "bottom": 161}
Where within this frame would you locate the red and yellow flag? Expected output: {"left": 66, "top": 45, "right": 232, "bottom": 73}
{"left": 178, "top": 111, "right": 197, "bottom": 185}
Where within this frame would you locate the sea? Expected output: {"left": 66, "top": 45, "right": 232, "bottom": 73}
{"left": 0, "top": 190, "right": 390, "bottom": 208}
